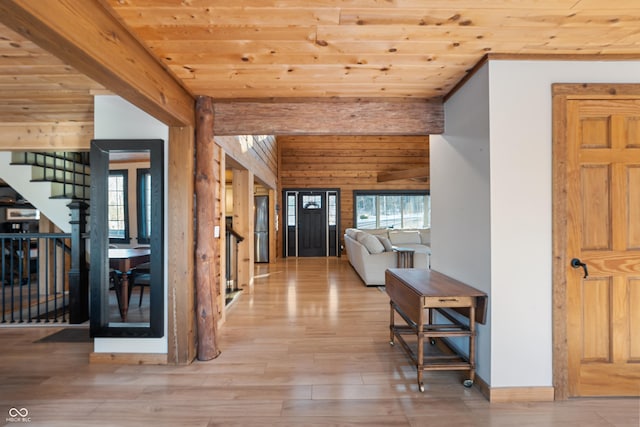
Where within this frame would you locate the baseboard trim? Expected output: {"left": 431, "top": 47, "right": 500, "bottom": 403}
{"left": 474, "top": 374, "right": 491, "bottom": 401}
{"left": 89, "top": 352, "right": 168, "bottom": 365}
{"left": 473, "top": 375, "right": 554, "bottom": 402}
{"left": 489, "top": 386, "right": 555, "bottom": 403}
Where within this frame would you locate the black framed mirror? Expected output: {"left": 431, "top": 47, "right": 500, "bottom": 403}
{"left": 90, "top": 139, "right": 164, "bottom": 338}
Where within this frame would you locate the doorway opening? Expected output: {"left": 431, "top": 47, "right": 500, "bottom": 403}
{"left": 553, "top": 83, "right": 640, "bottom": 398}
{"left": 283, "top": 189, "right": 340, "bottom": 257}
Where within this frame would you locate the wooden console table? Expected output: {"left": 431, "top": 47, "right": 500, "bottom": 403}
{"left": 385, "top": 268, "right": 487, "bottom": 392}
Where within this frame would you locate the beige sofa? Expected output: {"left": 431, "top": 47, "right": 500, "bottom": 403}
{"left": 344, "top": 228, "right": 431, "bottom": 286}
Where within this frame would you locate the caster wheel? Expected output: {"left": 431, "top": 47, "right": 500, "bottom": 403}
{"left": 463, "top": 379, "right": 473, "bottom": 388}
{"left": 419, "top": 384, "right": 425, "bottom": 392}
{"left": 389, "top": 341, "right": 394, "bottom": 346}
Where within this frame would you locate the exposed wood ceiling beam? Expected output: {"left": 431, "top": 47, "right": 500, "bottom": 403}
{"left": 377, "top": 167, "right": 429, "bottom": 183}
{"left": 0, "top": 0, "right": 194, "bottom": 127}
{"left": 213, "top": 99, "right": 443, "bottom": 136}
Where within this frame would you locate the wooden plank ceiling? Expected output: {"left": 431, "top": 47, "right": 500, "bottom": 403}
{"left": 103, "top": 0, "right": 640, "bottom": 100}
{"left": 0, "top": 23, "right": 104, "bottom": 125}
{"left": 1, "top": 1, "right": 640, "bottom": 125}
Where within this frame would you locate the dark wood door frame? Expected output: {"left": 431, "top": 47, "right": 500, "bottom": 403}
{"left": 282, "top": 188, "right": 340, "bottom": 258}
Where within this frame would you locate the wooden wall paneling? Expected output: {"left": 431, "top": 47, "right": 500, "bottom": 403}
{"left": 218, "top": 148, "right": 227, "bottom": 325}
{"left": 167, "top": 125, "right": 197, "bottom": 364}
{"left": 215, "top": 135, "right": 277, "bottom": 190}
{"left": 232, "top": 169, "right": 254, "bottom": 290}
{"left": 277, "top": 138, "right": 284, "bottom": 260}
{"left": 269, "top": 188, "right": 277, "bottom": 263}
{"left": 212, "top": 144, "right": 224, "bottom": 326}
{"left": 254, "top": 135, "right": 278, "bottom": 174}
{"left": 277, "top": 135, "right": 430, "bottom": 256}
{"left": 378, "top": 167, "right": 429, "bottom": 182}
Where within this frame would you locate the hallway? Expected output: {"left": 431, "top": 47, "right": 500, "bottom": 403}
{"left": 0, "top": 257, "right": 637, "bottom": 426}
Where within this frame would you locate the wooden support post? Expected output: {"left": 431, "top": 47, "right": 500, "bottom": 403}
{"left": 232, "top": 169, "right": 254, "bottom": 290}
{"left": 268, "top": 189, "right": 276, "bottom": 263}
{"left": 194, "top": 96, "right": 221, "bottom": 361}
{"left": 167, "top": 125, "right": 197, "bottom": 364}
{"left": 218, "top": 151, "right": 227, "bottom": 325}
{"left": 67, "top": 200, "right": 89, "bottom": 324}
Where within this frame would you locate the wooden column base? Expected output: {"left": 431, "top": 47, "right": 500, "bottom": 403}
{"left": 89, "top": 352, "right": 168, "bottom": 365}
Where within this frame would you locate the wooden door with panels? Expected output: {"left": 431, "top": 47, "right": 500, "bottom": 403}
{"left": 554, "top": 84, "right": 640, "bottom": 398}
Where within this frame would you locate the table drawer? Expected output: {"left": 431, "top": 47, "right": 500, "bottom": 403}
{"left": 424, "top": 296, "right": 472, "bottom": 308}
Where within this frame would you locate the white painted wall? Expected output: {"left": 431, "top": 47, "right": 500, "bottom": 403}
{"left": 432, "top": 59, "right": 640, "bottom": 389}
{"left": 488, "top": 59, "right": 640, "bottom": 387}
{"left": 430, "top": 64, "right": 492, "bottom": 383}
{"left": 93, "top": 95, "right": 169, "bottom": 354}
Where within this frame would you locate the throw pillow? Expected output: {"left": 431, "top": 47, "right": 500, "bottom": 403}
{"left": 345, "top": 228, "right": 359, "bottom": 240}
{"left": 376, "top": 235, "right": 393, "bottom": 252}
{"left": 361, "top": 233, "right": 385, "bottom": 254}
{"left": 355, "top": 230, "right": 369, "bottom": 243}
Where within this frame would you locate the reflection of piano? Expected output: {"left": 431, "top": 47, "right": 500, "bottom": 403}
{"left": 108, "top": 248, "right": 150, "bottom": 320}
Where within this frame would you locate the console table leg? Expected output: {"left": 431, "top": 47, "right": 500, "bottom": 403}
{"left": 389, "top": 301, "right": 395, "bottom": 346}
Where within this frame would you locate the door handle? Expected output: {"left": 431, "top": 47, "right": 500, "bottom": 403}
{"left": 571, "top": 258, "right": 589, "bottom": 278}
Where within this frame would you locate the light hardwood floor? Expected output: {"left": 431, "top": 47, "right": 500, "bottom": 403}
{"left": 0, "top": 257, "right": 638, "bottom": 426}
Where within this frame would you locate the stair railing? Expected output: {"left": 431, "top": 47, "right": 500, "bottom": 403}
{"left": 11, "top": 152, "right": 90, "bottom": 201}
{"left": 1, "top": 232, "right": 72, "bottom": 323}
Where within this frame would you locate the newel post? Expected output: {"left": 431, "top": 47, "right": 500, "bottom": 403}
{"left": 67, "top": 200, "right": 89, "bottom": 324}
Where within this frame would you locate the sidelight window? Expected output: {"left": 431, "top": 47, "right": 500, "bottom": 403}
{"left": 287, "top": 194, "right": 296, "bottom": 226}
{"left": 328, "top": 193, "right": 337, "bottom": 226}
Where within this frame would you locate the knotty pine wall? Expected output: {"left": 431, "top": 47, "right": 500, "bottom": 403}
{"left": 277, "top": 135, "right": 429, "bottom": 257}
{"left": 246, "top": 135, "right": 278, "bottom": 179}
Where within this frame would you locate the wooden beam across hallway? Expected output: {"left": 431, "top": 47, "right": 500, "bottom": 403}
{"left": 0, "top": 257, "right": 637, "bottom": 426}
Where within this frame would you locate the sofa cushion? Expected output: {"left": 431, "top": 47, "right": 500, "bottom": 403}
{"left": 389, "top": 230, "right": 421, "bottom": 245}
{"left": 366, "top": 229, "right": 390, "bottom": 237}
{"left": 376, "top": 235, "right": 393, "bottom": 252}
{"left": 360, "top": 233, "right": 385, "bottom": 254}
{"left": 398, "top": 243, "right": 431, "bottom": 255}
{"left": 345, "top": 228, "right": 360, "bottom": 240}
{"left": 419, "top": 229, "right": 431, "bottom": 246}
{"left": 355, "top": 230, "right": 369, "bottom": 243}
